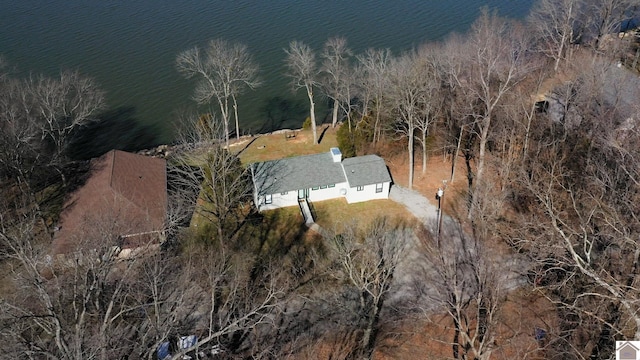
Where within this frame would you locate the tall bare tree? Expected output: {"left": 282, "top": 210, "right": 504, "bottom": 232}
{"left": 417, "top": 222, "right": 509, "bottom": 360}
{"left": 0, "top": 69, "right": 104, "bottom": 188}
{"left": 528, "top": 0, "right": 584, "bottom": 72}
{"left": 327, "top": 218, "right": 409, "bottom": 359}
{"left": 387, "top": 50, "right": 432, "bottom": 189}
{"left": 414, "top": 46, "right": 444, "bottom": 175}
{"left": 0, "top": 206, "right": 281, "bottom": 359}
{"left": 177, "top": 39, "right": 261, "bottom": 146}
{"left": 445, "top": 10, "right": 529, "bottom": 213}
{"left": 161, "top": 246, "right": 282, "bottom": 360}
{"left": 357, "top": 48, "right": 392, "bottom": 144}
{"left": 0, "top": 197, "right": 152, "bottom": 359}
{"left": 169, "top": 113, "right": 252, "bottom": 246}
{"left": 285, "top": 41, "right": 320, "bottom": 144}
{"left": 321, "top": 37, "right": 353, "bottom": 128}
{"left": 591, "top": 0, "right": 639, "bottom": 47}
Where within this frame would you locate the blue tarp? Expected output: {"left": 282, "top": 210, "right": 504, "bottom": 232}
{"left": 157, "top": 342, "right": 171, "bottom": 360}
{"left": 179, "top": 335, "right": 198, "bottom": 349}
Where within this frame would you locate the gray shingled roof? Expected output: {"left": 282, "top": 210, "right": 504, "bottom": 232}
{"left": 252, "top": 152, "right": 346, "bottom": 195}
{"left": 342, "top": 155, "right": 391, "bottom": 187}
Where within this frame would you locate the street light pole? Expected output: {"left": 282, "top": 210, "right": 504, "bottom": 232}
{"left": 436, "top": 187, "right": 444, "bottom": 247}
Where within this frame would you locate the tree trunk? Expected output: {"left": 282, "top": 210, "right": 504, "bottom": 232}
{"left": 464, "top": 135, "right": 474, "bottom": 211}
{"left": 408, "top": 125, "right": 415, "bottom": 189}
{"left": 233, "top": 94, "right": 240, "bottom": 140}
{"left": 332, "top": 99, "right": 339, "bottom": 127}
{"left": 360, "top": 296, "right": 382, "bottom": 360}
{"left": 421, "top": 128, "right": 428, "bottom": 175}
{"left": 452, "top": 314, "right": 461, "bottom": 359}
{"left": 307, "top": 86, "right": 318, "bottom": 144}
{"left": 451, "top": 126, "right": 464, "bottom": 183}
{"left": 476, "top": 117, "right": 490, "bottom": 189}
{"left": 523, "top": 107, "right": 533, "bottom": 160}
{"left": 373, "top": 101, "right": 381, "bottom": 144}
{"left": 361, "top": 316, "right": 378, "bottom": 360}
{"left": 554, "top": 36, "right": 565, "bottom": 72}
{"left": 218, "top": 97, "right": 230, "bottom": 147}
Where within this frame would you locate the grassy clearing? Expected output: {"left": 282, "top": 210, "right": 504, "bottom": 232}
{"left": 188, "top": 203, "right": 321, "bottom": 258}
{"left": 312, "top": 198, "right": 417, "bottom": 234}
{"left": 233, "top": 126, "right": 339, "bottom": 165}
{"left": 239, "top": 206, "right": 322, "bottom": 257}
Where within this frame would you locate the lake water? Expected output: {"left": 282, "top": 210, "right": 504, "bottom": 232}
{"left": 0, "top": 1, "right": 532, "bottom": 144}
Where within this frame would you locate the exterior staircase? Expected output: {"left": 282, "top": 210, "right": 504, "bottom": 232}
{"left": 298, "top": 199, "right": 314, "bottom": 225}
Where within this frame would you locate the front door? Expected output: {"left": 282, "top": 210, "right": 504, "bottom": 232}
{"left": 298, "top": 189, "right": 307, "bottom": 199}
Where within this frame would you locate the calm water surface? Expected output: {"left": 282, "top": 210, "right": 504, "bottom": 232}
{"left": 0, "top": 1, "right": 532, "bottom": 143}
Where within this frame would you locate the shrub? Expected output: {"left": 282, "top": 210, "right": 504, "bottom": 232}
{"left": 336, "top": 123, "right": 356, "bottom": 158}
{"left": 302, "top": 117, "right": 311, "bottom": 130}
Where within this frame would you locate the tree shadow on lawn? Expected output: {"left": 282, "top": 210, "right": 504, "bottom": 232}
{"left": 234, "top": 209, "right": 374, "bottom": 357}
{"left": 236, "top": 208, "right": 327, "bottom": 285}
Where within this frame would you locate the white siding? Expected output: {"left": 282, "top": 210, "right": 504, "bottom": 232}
{"left": 258, "top": 181, "right": 390, "bottom": 210}
{"left": 257, "top": 181, "right": 351, "bottom": 211}
{"left": 345, "top": 181, "right": 390, "bottom": 204}
{"left": 308, "top": 181, "right": 349, "bottom": 202}
{"left": 257, "top": 191, "right": 298, "bottom": 211}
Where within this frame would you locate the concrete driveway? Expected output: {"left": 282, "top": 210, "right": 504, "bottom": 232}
{"left": 389, "top": 184, "right": 440, "bottom": 224}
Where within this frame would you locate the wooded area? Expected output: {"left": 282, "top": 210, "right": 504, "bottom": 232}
{"left": 2, "top": 1, "right": 640, "bottom": 358}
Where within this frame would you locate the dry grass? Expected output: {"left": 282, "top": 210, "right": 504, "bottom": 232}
{"left": 372, "top": 289, "right": 554, "bottom": 360}
{"left": 233, "top": 126, "right": 339, "bottom": 165}
{"left": 386, "top": 151, "right": 469, "bottom": 216}
{"left": 312, "top": 198, "right": 416, "bottom": 234}
{"left": 288, "top": 288, "right": 555, "bottom": 360}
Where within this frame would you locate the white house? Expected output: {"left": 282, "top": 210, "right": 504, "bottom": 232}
{"left": 251, "top": 147, "right": 392, "bottom": 211}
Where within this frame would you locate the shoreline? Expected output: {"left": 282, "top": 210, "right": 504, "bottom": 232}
{"left": 137, "top": 127, "right": 306, "bottom": 159}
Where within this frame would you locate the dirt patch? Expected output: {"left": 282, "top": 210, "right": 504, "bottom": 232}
{"left": 385, "top": 151, "right": 469, "bottom": 215}
{"left": 287, "top": 289, "right": 555, "bottom": 360}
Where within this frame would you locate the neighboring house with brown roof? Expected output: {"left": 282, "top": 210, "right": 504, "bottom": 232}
{"left": 52, "top": 150, "right": 167, "bottom": 256}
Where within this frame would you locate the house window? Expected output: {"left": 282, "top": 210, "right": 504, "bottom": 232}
{"left": 357, "top": 186, "right": 364, "bottom": 191}
{"left": 265, "top": 194, "right": 272, "bottom": 204}
{"left": 376, "top": 183, "right": 383, "bottom": 193}
{"left": 320, "top": 185, "right": 327, "bottom": 189}
{"left": 281, "top": 191, "right": 288, "bottom": 195}
{"left": 312, "top": 186, "right": 319, "bottom": 190}
{"left": 328, "top": 184, "right": 335, "bottom": 188}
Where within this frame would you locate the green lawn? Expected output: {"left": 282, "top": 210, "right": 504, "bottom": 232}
{"left": 234, "top": 126, "right": 339, "bottom": 165}
{"left": 311, "top": 198, "right": 417, "bottom": 234}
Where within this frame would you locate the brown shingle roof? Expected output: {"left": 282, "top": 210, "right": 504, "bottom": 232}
{"left": 52, "top": 150, "right": 167, "bottom": 254}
